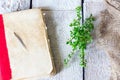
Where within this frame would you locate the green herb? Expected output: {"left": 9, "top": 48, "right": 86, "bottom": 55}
{"left": 64, "top": 6, "right": 95, "bottom": 67}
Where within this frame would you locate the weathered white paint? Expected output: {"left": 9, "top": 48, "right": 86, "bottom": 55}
{"left": 84, "top": 0, "right": 105, "bottom": 2}
{"left": 0, "top": 0, "right": 30, "bottom": 14}
{"left": 84, "top": 2, "right": 111, "bottom": 80}
{"left": 32, "top": 0, "right": 81, "bottom": 10}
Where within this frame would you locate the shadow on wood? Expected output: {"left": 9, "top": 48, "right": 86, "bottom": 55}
{"left": 43, "top": 10, "right": 63, "bottom": 73}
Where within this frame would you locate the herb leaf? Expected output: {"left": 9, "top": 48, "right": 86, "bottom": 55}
{"left": 64, "top": 6, "right": 95, "bottom": 67}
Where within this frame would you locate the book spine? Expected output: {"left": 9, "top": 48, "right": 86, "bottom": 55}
{"left": 0, "top": 15, "right": 12, "bottom": 80}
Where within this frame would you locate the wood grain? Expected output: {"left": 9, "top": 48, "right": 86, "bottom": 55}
{"left": 32, "top": 0, "right": 81, "bottom": 10}
{"left": 84, "top": 0, "right": 104, "bottom": 2}
{"left": 84, "top": 2, "right": 111, "bottom": 80}
{"left": 0, "top": 0, "right": 30, "bottom": 14}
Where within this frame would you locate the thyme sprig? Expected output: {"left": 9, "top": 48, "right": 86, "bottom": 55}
{"left": 64, "top": 6, "right": 95, "bottom": 67}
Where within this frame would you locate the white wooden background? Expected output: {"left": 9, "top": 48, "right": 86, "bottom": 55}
{"left": 84, "top": 0, "right": 111, "bottom": 80}
{"left": 0, "top": 0, "right": 111, "bottom": 80}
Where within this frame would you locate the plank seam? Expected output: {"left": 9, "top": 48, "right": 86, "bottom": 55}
{"left": 81, "top": 0, "right": 85, "bottom": 80}
{"left": 30, "top": 0, "right": 32, "bottom": 9}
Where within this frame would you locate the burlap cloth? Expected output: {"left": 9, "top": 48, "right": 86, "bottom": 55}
{"left": 96, "top": 0, "right": 120, "bottom": 80}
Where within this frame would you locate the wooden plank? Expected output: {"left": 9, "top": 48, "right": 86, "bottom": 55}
{"left": 42, "top": 11, "right": 83, "bottom": 80}
{"left": 0, "top": 0, "right": 30, "bottom": 14}
{"left": 33, "top": 0, "right": 83, "bottom": 79}
{"left": 84, "top": 0, "right": 104, "bottom": 2}
{"left": 84, "top": 2, "right": 111, "bottom": 80}
{"left": 32, "top": 0, "right": 81, "bottom": 10}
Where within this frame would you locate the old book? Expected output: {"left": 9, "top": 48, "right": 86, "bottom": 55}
{"left": 0, "top": 9, "right": 55, "bottom": 80}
